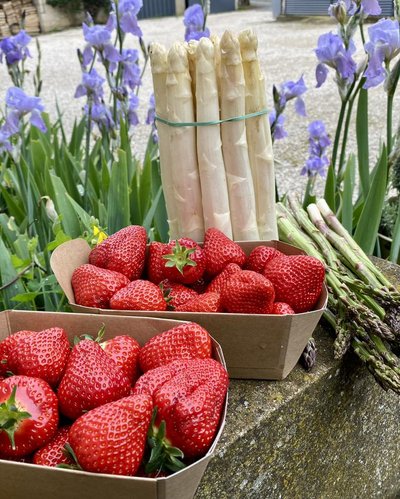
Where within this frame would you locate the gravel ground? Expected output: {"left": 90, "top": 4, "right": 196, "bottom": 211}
{"left": 0, "top": 3, "right": 398, "bottom": 196}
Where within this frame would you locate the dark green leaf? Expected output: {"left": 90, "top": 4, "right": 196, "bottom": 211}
{"left": 356, "top": 88, "right": 370, "bottom": 198}
{"left": 108, "top": 151, "right": 130, "bottom": 233}
{"left": 324, "top": 164, "right": 336, "bottom": 212}
{"left": 353, "top": 146, "right": 387, "bottom": 254}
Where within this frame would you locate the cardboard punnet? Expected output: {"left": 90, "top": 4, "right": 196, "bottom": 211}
{"left": 51, "top": 239, "right": 328, "bottom": 380}
{"left": 0, "top": 310, "right": 227, "bottom": 499}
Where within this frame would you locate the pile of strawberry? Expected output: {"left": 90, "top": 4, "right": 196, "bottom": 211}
{"left": 0, "top": 322, "right": 228, "bottom": 476}
{"left": 71, "top": 225, "right": 326, "bottom": 315}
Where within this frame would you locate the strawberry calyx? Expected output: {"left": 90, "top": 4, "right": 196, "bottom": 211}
{"left": 145, "top": 408, "right": 186, "bottom": 474}
{"left": 0, "top": 386, "right": 31, "bottom": 449}
{"left": 56, "top": 443, "right": 82, "bottom": 471}
{"left": 162, "top": 241, "right": 197, "bottom": 276}
{"left": 159, "top": 282, "right": 174, "bottom": 310}
{"left": 73, "top": 325, "right": 106, "bottom": 346}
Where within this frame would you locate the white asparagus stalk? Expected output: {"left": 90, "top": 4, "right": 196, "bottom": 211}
{"left": 149, "top": 43, "right": 180, "bottom": 239}
{"left": 211, "top": 34, "right": 222, "bottom": 103}
{"left": 166, "top": 42, "right": 205, "bottom": 241}
{"left": 239, "top": 29, "right": 278, "bottom": 240}
{"left": 220, "top": 30, "right": 259, "bottom": 240}
{"left": 187, "top": 40, "right": 198, "bottom": 115}
{"left": 196, "top": 38, "right": 233, "bottom": 238}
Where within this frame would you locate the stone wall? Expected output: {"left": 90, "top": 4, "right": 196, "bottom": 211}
{"left": 33, "top": 0, "right": 83, "bottom": 33}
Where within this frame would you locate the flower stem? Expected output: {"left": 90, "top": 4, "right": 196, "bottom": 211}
{"left": 387, "top": 91, "right": 393, "bottom": 154}
{"left": 331, "top": 99, "right": 347, "bottom": 173}
{"left": 84, "top": 101, "right": 92, "bottom": 211}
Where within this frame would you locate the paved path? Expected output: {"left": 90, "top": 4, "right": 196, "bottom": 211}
{"left": 0, "top": 4, "right": 397, "bottom": 195}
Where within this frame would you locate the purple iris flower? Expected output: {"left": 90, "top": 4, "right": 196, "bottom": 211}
{"left": 74, "top": 69, "right": 105, "bottom": 103}
{"left": 88, "top": 103, "right": 115, "bottom": 131}
{"left": 0, "top": 128, "right": 12, "bottom": 153}
{"left": 0, "top": 30, "right": 31, "bottom": 65}
{"left": 301, "top": 120, "right": 331, "bottom": 178}
{"left": 120, "top": 49, "right": 142, "bottom": 89}
{"left": 269, "top": 110, "right": 288, "bottom": 141}
{"left": 116, "top": 0, "right": 143, "bottom": 37}
{"left": 146, "top": 93, "right": 158, "bottom": 143}
{"left": 315, "top": 32, "right": 357, "bottom": 88}
{"left": 3, "top": 87, "right": 47, "bottom": 135}
{"left": 127, "top": 93, "right": 140, "bottom": 127}
{"left": 328, "top": 1, "right": 348, "bottom": 24}
{"left": 363, "top": 18, "right": 400, "bottom": 89}
{"left": 344, "top": 0, "right": 381, "bottom": 16}
{"left": 183, "top": 4, "right": 210, "bottom": 42}
{"left": 277, "top": 75, "right": 307, "bottom": 117}
{"left": 82, "top": 22, "right": 120, "bottom": 66}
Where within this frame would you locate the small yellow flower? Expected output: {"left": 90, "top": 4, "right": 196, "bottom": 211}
{"left": 93, "top": 225, "right": 108, "bottom": 244}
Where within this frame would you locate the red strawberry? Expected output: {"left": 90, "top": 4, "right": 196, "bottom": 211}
{"left": 175, "top": 292, "right": 221, "bottom": 313}
{"left": 100, "top": 335, "right": 141, "bottom": 383}
{"left": 57, "top": 340, "right": 131, "bottom": 420}
{"left": 203, "top": 228, "right": 246, "bottom": 277}
{"left": 110, "top": 280, "right": 167, "bottom": 311}
{"left": 245, "top": 246, "right": 283, "bottom": 274}
{"left": 0, "top": 330, "right": 35, "bottom": 376}
{"left": 33, "top": 426, "right": 72, "bottom": 467}
{"left": 206, "top": 263, "right": 242, "bottom": 294}
{"left": 272, "top": 302, "right": 295, "bottom": 315}
{"left": 139, "top": 323, "right": 212, "bottom": 373}
{"left": 221, "top": 270, "right": 275, "bottom": 314}
{"left": 189, "top": 278, "right": 208, "bottom": 294}
{"left": 162, "top": 238, "right": 206, "bottom": 284}
{"left": 160, "top": 279, "right": 198, "bottom": 310}
{"left": 0, "top": 376, "right": 59, "bottom": 458}
{"left": 8, "top": 328, "right": 70, "bottom": 387}
{"left": 89, "top": 225, "right": 147, "bottom": 280}
{"left": 69, "top": 394, "right": 153, "bottom": 476}
{"left": 72, "top": 264, "right": 130, "bottom": 309}
{"left": 264, "top": 255, "right": 325, "bottom": 313}
{"left": 134, "top": 358, "right": 228, "bottom": 467}
{"left": 147, "top": 241, "right": 169, "bottom": 284}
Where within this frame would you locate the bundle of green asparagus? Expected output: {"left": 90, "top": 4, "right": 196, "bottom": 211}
{"left": 278, "top": 195, "right": 400, "bottom": 394}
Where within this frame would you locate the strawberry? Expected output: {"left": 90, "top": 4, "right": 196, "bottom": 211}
{"left": 175, "top": 292, "right": 221, "bottom": 313}
{"left": 245, "top": 246, "right": 283, "bottom": 274}
{"left": 57, "top": 339, "right": 131, "bottom": 420}
{"left": 8, "top": 327, "right": 70, "bottom": 387}
{"left": 100, "top": 335, "right": 141, "bottom": 383}
{"left": 89, "top": 225, "right": 147, "bottom": 280}
{"left": 0, "top": 376, "right": 59, "bottom": 458}
{"left": 0, "top": 330, "right": 35, "bottom": 376}
{"left": 147, "top": 241, "right": 169, "bottom": 284}
{"left": 272, "top": 302, "right": 295, "bottom": 315}
{"left": 206, "top": 263, "right": 242, "bottom": 294}
{"left": 162, "top": 238, "right": 206, "bottom": 284}
{"left": 32, "top": 426, "right": 72, "bottom": 467}
{"left": 69, "top": 394, "right": 153, "bottom": 476}
{"left": 221, "top": 270, "right": 275, "bottom": 314}
{"left": 203, "top": 228, "right": 246, "bottom": 277}
{"left": 160, "top": 279, "right": 198, "bottom": 310}
{"left": 72, "top": 264, "right": 130, "bottom": 309}
{"left": 110, "top": 280, "right": 167, "bottom": 311}
{"left": 189, "top": 278, "right": 208, "bottom": 294}
{"left": 263, "top": 255, "right": 325, "bottom": 313}
{"left": 134, "top": 358, "right": 228, "bottom": 468}
{"left": 139, "top": 323, "right": 212, "bottom": 373}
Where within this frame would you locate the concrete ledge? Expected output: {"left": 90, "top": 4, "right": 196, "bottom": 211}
{"left": 196, "top": 261, "right": 400, "bottom": 498}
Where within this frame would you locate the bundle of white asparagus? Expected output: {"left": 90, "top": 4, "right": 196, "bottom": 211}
{"left": 149, "top": 29, "right": 278, "bottom": 242}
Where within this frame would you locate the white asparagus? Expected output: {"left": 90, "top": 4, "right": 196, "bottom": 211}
{"left": 187, "top": 40, "right": 198, "bottom": 109}
{"left": 239, "top": 29, "right": 278, "bottom": 240}
{"left": 149, "top": 43, "right": 179, "bottom": 239}
{"left": 210, "top": 34, "right": 222, "bottom": 103}
{"left": 196, "top": 38, "right": 233, "bottom": 238}
{"left": 220, "top": 30, "right": 259, "bottom": 241}
{"left": 166, "top": 42, "right": 205, "bottom": 241}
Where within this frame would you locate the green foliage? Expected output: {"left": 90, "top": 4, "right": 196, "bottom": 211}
{"left": 46, "top": 0, "right": 111, "bottom": 15}
{"left": 0, "top": 117, "right": 165, "bottom": 312}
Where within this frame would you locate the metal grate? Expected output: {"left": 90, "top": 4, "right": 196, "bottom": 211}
{"left": 284, "top": 0, "right": 394, "bottom": 16}
{"left": 138, "top": 0, "right": 176, "bottom": 19}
